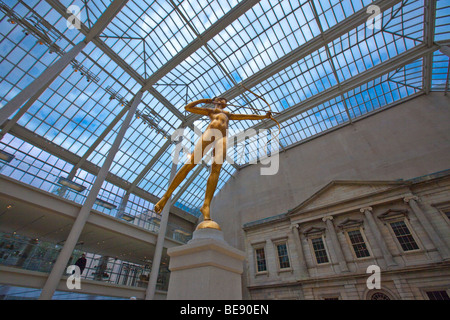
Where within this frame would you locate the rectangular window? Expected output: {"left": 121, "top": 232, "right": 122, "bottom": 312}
{"left": 311, "top": 237, "right": 329, "bottom": 264}
{"left": 426, "top": 291, "right": 450, "bottom": 300}
{"left": 255, "top": 247, "right": 267, "bottom": 272}
{"left": 347, "top": 229, "right": 371, "bottom": 258}
{"left": 390, "top": 221, "right": 419, "bottom": 251}
{"left": 276, "top": 243, "right": 290, "bottom": 269}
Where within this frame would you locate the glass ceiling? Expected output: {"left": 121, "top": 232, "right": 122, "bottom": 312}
{"left": 0, "top": 0, "right": 449, "bottom": 218}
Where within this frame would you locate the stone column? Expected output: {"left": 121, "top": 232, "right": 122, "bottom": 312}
{"left": 404, "top": 195, "right": 450, "bottom": 260}
{"left": 290, "top": 224, "right": 309, "bottom": 279}
{"left": 322, "top": 216, "right": 349, "bottom": 272}
{"left": 247, "top": 244, "right": 257, "bottom": 278}
{"left": 360, "top": 207, "right": 397, "bottom": 268}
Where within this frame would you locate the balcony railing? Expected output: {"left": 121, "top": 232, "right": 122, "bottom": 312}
{"left": 0, "top": 232, "right": 169, "bottom": 292}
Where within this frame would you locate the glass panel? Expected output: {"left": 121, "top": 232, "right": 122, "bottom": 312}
{"left": 347, "top": 230, "right": 370, "bottom": 258}
{"left": 311, "top": 237, "right": 329, "bottom": 264}
{"left": 276, "top": 243, "right": 290, "bottom": 269}
{"left": 0, "top": 0, "right": 441, "bottom": 218}
{"left": 435, "top": 0, "right": 450, "bottom": 41}
{"left": 255, "top": 247, "right": 267, "bottom": 272}
{"left": 426, "top": 291, "right": 450, "bottom": 300}
{"left": 390, "top": 221, "right": 419, "bottom": 251}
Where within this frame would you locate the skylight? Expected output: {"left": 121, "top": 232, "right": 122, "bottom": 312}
{"left": 1, "top": 0, "right": 449, "bottom": 217}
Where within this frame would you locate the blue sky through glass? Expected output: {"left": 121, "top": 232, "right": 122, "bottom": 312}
{"left": 1, "top": 0, "right": 449, "bottom": 216}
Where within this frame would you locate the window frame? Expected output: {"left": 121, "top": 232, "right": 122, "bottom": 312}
{"left": 368, "top": 291, "right": 392, "bottom": 300}
{"left": 253, "top": 245, "right": 268, "bottom": 275}
{"left": 308, "top": 235, "right": 331, "bottom": 266}
{"left": 273, "top": 240, "right": 292, "bottom": 272}
{"left": 388, "top": 219, "right": 421, "bottom": 253}
{"left": 423, "top": 288, "right": 450, "bottom": 300}
{"left": 321, "top": 295, "right": 340, "bottom": 300}
{"left": 378, "top": 209, "right": 422, "bottom": 254}
{"left": 344, "top": 227, "right": 373, "bottom": 260}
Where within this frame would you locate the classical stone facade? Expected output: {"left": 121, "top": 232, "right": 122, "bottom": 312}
{"left": 243, "top": 171, "right": 450, "bottom": 300}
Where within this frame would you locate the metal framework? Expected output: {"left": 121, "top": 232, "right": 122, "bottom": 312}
{"left": 1, "top": 0, "right": 448, "bottom": 218}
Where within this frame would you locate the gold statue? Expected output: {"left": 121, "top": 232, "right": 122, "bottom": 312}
{"left": 154, "top": 97, "right": 273, "bottom": 230}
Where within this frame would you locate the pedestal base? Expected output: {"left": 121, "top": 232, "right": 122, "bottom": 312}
{"left": 196, "top": 219, "right": 221, "bottom": 230}
{"left": 166, "top": 228, "right": 245, "bottom": 300}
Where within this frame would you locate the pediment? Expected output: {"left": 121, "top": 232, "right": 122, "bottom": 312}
{"left": 290, "top": 180, "right": 407, "bottom": 215}
{"left": 378, "top": 209, "right": 409, "bottom": 221}
{"left": 337, "top": 218, "right": 364, "bottom": 230}
{"left": 302, "top": 226, "right": 326, "bottom": 237}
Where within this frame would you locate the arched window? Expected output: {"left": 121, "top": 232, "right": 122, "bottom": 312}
{"left": 369, "top": 291, "right": 391, "bottom": 300}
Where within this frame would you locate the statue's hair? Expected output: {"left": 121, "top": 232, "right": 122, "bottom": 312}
{"left": 212, "top": 97, "right": 228, "bottom": 103}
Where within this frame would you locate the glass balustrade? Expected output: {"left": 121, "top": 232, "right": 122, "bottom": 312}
{"left": 0, "top": 232, "right": 170, "bottom": 292}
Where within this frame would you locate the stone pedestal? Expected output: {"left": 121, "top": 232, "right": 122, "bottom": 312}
{"left": 167, "top": 228, "right": 245, "bottom": 300}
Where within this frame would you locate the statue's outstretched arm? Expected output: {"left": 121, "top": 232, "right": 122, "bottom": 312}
{"left": 185, "top": 98, "right": 213, "bottom": 116}
{"left": 229, "top": 112, "right": 271, "bottom": 121}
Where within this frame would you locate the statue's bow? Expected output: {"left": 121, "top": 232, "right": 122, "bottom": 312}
{"left": 240, "top": 84, "right": 281, "bottom": 147}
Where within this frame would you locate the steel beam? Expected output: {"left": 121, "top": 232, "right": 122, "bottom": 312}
{"left": 5, "top": 122, "right": 194, "bottom": 221}
{"left": 0, "top": 0, "right": 131, "bottom": 126}
{"left": 310, "top": 0, "right": 353, "bottom": 123}
{"left": 142, "top": 0, "right": 261, "bottom": 90}
{"left": 231, "top": 43, "right": 440, "bottom": 142}
{"left": 83, "top": 0, "right": 128, "bottom": 43}
{"left": 66, "top": 105, "right": 129, "bottom": 180}
{"left": 185, "top": 0, "right": 404, "bottom": 125}
{"left": 445, "top": 64, "right": 450, "bottom": 96}
{"left": 45, "top": 0, "right": 145, "bottom": 86}
{"left": 0, "top": 42, "right": 86, "bottom": 126}
{"left": 423, "top": 0, "right": 437, "bottom": 94}
{"left": 145, "top": 151, "right": 179, "bottom": 300}
{"left": 440, "top": 46, "right": 450, "bottom": 58}
{"left": 147, "top": 87, "right": 186, "bottom": 121}
{"left": 128, "top": 138, "right": 173, "bottom": 194}
{"left": 39, "top": 89, "right": 143, "bottom": 300}
{"left": 0, "top": 71, "right": 60, "bottom": 140}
